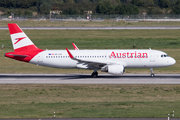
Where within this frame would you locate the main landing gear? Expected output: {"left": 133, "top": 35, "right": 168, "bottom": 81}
{"left": 91, "top": 71, "right": 98, "bottom": 78}
{"left": 150, "top": 68, "right": 155, "bottom": 77}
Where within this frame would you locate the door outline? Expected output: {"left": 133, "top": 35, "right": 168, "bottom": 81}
{"left": 150, "top": 51, "right": 155, "bottom": 62}
{"left": 38, "top": 52, "right": 43, "bottom": 62}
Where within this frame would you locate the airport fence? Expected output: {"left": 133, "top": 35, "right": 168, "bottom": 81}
{"left": 1, "top": 14, "right": 180, "bottom": 22}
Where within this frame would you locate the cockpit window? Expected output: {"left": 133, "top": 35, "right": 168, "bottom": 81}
{"left": 161, "top": 54, "right": 169, "bottom": 58}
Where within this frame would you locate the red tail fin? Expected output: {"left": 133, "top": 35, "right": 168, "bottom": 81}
{"left": 5, "top": 23, "right": 44, "bottom": 62}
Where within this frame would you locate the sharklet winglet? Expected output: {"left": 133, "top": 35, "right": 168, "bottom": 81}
{"left": 72, "top": 43, "right": 79, "bottom": 50}
{"left": 66, "top": 48, "right": 74, "bottom": 59}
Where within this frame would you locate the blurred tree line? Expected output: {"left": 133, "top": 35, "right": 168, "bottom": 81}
{"left": 0, "top": 0, "right": 180, "bottom": 16}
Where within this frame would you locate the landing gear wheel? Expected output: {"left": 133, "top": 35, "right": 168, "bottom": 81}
{"left": 91, "top": 71, "right": 98, "bottom": 78}
{"left": 150, "top": 68, "right": 154, "bottom": 77}
{"left": 150, "top": 73, "right": 155, "bottom": 77}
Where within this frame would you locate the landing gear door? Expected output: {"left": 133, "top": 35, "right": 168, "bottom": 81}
{"left": 150, "top": 51, "right": 155, "bottom": 62}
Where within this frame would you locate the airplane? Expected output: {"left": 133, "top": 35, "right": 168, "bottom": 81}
{"left": 5, "top": 23, "right": 176, "bottom": 77}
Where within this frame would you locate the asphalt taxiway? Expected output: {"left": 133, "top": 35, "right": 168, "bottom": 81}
{"left": 0, "top": 74, "right": 180, "bottom": 84}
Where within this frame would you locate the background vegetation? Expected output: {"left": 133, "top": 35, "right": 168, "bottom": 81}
{"left": 1, "top": 0, "right": 180, "bottom": 16}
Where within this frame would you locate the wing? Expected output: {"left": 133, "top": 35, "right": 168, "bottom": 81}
{"left": 66, "top": 48, "right": 127, "bottom": 69}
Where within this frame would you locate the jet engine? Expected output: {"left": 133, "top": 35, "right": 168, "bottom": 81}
{"left": 101, "top": 65, "right": 125, "bottom": 75}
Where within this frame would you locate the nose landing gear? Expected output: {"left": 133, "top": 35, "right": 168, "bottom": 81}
{"left": 150, "top": 68, "right": 154, "bottom": 77}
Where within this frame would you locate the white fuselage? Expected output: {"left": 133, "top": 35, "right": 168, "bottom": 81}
{"left": 30, "top": 49, "right": 176, "bottom": 69}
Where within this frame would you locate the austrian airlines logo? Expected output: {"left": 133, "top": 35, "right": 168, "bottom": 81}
{"left": 14, "top": 37, "right": 26, "bottom": 45}
{"left": 110, "top": 51, "right": 148, "bottom": 58}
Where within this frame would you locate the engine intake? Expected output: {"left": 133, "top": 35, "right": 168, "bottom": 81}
{"left": 101, "top": 65, "right": 125, "bottom": 75}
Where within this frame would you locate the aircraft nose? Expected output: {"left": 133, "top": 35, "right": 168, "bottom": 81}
{"left": 170, "top": 57, "right": 176, "bottom": 65}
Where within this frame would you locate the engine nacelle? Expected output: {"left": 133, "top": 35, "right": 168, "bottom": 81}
{"left": 101, "top": 65, "right": 125, "bottom": 75}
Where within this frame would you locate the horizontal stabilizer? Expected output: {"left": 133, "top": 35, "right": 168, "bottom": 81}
{"left": 7, "top": 54, "right": 28, "bottom": 57}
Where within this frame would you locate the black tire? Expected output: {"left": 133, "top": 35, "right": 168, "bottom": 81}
{"left": 150, "top": 73, "right": 155, "bottom": 77}
{"left": 91, "top": 72, "right": 98, "bottom": 78}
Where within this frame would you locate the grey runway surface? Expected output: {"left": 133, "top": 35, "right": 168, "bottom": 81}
{"left": 1, "top": 26, "right": 180, "bottom": 30}
{"left": 0, "top": 74, "right": 180, "bottom": 84}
